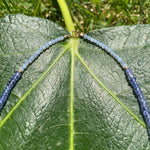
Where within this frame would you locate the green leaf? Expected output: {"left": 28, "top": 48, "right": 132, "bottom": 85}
{"left": 0, "top": 14, "right": 150, "bottom": 149}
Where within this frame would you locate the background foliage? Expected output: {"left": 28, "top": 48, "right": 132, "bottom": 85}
{"left": 0, "top": 0, "right": 150, "bottom": 32}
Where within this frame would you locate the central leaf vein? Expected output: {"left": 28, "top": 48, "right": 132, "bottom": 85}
{"left": 70, "top": 46, "right": 75, "bottom": 150}
{"left": 69, "top": 38, "right": 79, "bottom": 150}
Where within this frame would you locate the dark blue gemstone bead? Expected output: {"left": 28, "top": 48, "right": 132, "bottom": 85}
{"left": 0, "top": 94, "right": 5, "bottom": 100}
{"left": 126, "top": 68, "right": 150, "bottom": 138}
{"left": 139, "top": 97, "right": 145, "bottom": 102}
{"left": 5, "top": 86, "right": 10, "bottom": 90}
{"left": 0, "top": 71, "right": 22, "bottom": 112}
{"left": 1, "top": 95, "right": 7, "bottom": 103}
{"left": 3, "top": 91, "right": 9, "bottom": 95}
{"left": 139, "top": 95, "right": 144, "bottom": 101}
{"left": 143, "top": 111, "right": 150, "bottom": 119}
{"left": 141, "top": 101, "right": 149, "bottom": 111}
{"left": 134, "top": 87, "right": 141, "bottom": 96}
{"left": 10, "top": 83, "right": 14, "bottom": 88}
{"left": 147, "top": 120, "right": 150, "bottom": 128}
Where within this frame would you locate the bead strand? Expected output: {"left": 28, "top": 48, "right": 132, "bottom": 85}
{"left": 0, "top": 34, "right": 70, "bottom": 113}
{"left": 0, "top": 31, "right": 150, "bottom": 141}
{"left": 0, "top": 71, "right": 22, "bottom": 113}
{"left": 80, "top": 32, "right": 150, "bottom": 140}
{"left": 83, "top": 34, "right": 128, "bottom": 69}
{"left": 125, "top": 68, "right": 150, "bottom": 139}
{"left": 20, "top": 36, "right": 65, "bottom": 72}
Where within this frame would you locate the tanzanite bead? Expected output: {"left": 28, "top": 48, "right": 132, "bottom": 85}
{"left": 125, "top": 68, "right": 150, "bottom": 139}
{"left": 83, "top": 34, "right": 88, "bottom": 39}
{"left": 83, "top": 34, "right": 128, "bottom": 69}
{"left": 82, "top": 33, "right": 149, "bottom": 140}
{"left": 20, "top": 36, "right": 65, "bottom": 72}
{"left": 0, "top": 71, "right": 22, "bottom": 113}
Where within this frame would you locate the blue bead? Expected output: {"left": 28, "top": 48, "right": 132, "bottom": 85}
{"left": 25, "top": 62, "right": 29, "bottom": 67}
{"left": 91, "top": 38, "right": 94, "bottom": 42}
{"left": 139, "top": 97, "right": 145, "bottom": 102}
{"left": 146, "top": 120, "right": 150, "bottom": 128}
{"left": 117, "top": 57, "right": 122, "bottom": 62}
{"left": 147, "top": 113, "right": 150, "bottom": 120}
{"left": 48, "top": 41, "right": 52, "bottom": 45}
{"left": 39, "top": 47, "right": 43, "bottom": 52}
{"left": 58, "top": 37, "right": 61, "bottom": 41}
{"left": 143, "top": 111, "right": 150, "bottom": 127}
{"left": 46, "top": 43, "right": 50, "bottom": 47}
{"left": 95, "top": 41, "right": 99, "bottom": 45}
{"left": 93, "top": 39, "right": 97, "bottom": 43}
{"left": 20, "top": 67, "right": 24, "bottom": 72}
{"left": 139, "top": 94, "right": 144, "bottom": 101}
{"left": 101, "top": 43, "right": 105, "bottom": 49}
{"left": 86, "top": 36, "right": 90, "bottom": 40}
{"left": 20, "top": 36, "right": 65, "bottom": 71}
{"left": 51, "top": 40, "right": 55, "bottom": 44}
{"left": 122, "top": 63, "right": 127, "bottom": 68}
{"left": 106, "top": 47, "right": 111, "bottom": 52}
{"left": 84, "top": 35, "right": 127, "bottom": 68}
{"left": 5, "top": 86, "right": 10, "bottom": 91}
{"left": 83, "top": 35, "right": 87, "bottom": 39}
{"left": 34, "top": 53, "right": 38, "bottom": 58}
{"left": 141, "top": 101, "right": 149, "bottom": 111}
{"left": 60, "top": 36, "right": 64, "bottom": 40}
{"left": 29, "top": 56, "right": 34, "bottom": 63}
{"left": 134, "top": 87, "right": 141, "bottom": 95}
{"left": 56, "top": 37, "right": 59, "bottom": 41}
{"left": 125, "top": 68, "right": 150, "bottom": 135}
{"left": 0, "top": 71, "right": 22, "bottom": 112}
{"left": 144, "top": 111, "right": 150, "bottom": 118}
{"left": 42, "top": 45, "right": 47, "bottom": 49}
{"left": 87, "top": 36, "right": 90, "bottom": 40}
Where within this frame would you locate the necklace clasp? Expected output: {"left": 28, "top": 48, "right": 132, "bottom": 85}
{"left": 71, "top": 30, "right": 80, "bottom": 38}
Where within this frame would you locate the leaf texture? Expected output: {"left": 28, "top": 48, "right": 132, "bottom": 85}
{"left": 0, "top": 14, "right": 150, "bottom": 150}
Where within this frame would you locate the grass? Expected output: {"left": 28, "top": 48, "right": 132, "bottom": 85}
{"left": 0, "top": 0, "right": 150, "bottom": 32}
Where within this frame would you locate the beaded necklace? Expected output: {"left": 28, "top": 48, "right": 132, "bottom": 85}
{"left": 0, "top": 31, "right": 149, "bottom": 140}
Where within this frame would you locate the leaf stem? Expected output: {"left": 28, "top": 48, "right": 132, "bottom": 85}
{"left": 57, "top": 0, "right": 75, "bottom": 32}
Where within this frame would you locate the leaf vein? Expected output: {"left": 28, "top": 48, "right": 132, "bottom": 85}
{"left": 76, "top": 52, "right": 146, "bottom": 128}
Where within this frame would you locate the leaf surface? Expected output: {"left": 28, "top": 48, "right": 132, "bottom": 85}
{"left": 0, "top": 14, "right": 150, "bottom": 150}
